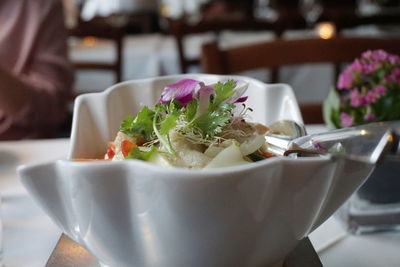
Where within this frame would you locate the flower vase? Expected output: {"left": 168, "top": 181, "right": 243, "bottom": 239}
{"left": 339, "top": 156, "right": 400, "bottom": 234}
{"left": 324, "top": 48, "right": 400, "bottom": 234}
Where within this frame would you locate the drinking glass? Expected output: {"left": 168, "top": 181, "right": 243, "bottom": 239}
{"left": 338, "top": 156, "right": 400, "bottom": 234}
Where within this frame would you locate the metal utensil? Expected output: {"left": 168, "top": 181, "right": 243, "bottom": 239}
{"left": 265, "top": 120, "right": 307, "bottom": 156}
{"left": 266, "top": 121, "right": 400, "bottom": 165}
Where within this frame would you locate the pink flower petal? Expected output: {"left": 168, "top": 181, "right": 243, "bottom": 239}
{"left": 227, "top": 81, "right": 248, "bottom": 103}
{"left": 350, "top": 89, "right": 364, "bottom": 107}
{"left": 340, "top": 112, "right": 353, "bottom": 127}
{"left": 373, "top": 85, "right": 387, "bottom": 95}
{"left": 337, "top": 70, "right": 353, "bottom": 89}
{"left": 197, "top": 84, "right": 214, "bottom": 114}
{"left": 158, "top": 79, "right": 202, "bottom": 104}
{"left": 364, "top": 113, "right": 377, "bottom": 122}
{"left": 235, "top": 96, "right": 248, "bottom": 103}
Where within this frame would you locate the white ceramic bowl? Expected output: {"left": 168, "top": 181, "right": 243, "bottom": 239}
{"left": 18, "top": 74, "right": 373, "bottom": 267}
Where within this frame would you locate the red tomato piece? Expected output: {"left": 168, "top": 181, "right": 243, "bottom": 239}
{"left": 104, "top": 142, "right": 116, "bottom": 159}
{"left": 121, "top": 140, "right": 137, "bottom": 157}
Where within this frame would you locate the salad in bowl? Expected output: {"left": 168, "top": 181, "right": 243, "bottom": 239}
{"left": 104, "top": 78, "right": 277, "bottom": 168}
{"left": 18, "top": 75, "right": 374, "bottom": 267}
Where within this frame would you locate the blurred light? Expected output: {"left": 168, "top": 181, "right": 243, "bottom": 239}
{"left": 360, "top": 130, "right": 368, "bottom": 136}
{"left": 82, "top": 36, "right": 98, "bottom": 47}
{"left": 315, "top": 22, "right": 336, "bottom": 40}
{"left": 160, "top": 4, "right": 170, "bottom": 17}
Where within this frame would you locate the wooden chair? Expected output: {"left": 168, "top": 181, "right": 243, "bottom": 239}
{"left": 59, "top": 20, "right": 126, "bottom": 137}
{"left": 167, "top": 0, "right": 400, "bottom": 74}
{"left": 68, "top": 19, "right": 125, "bottom": 85}
{"left": 166, "top": 8, "right": 306, "bottom": 73}
{"left": 201, "top": 37, "right": 400, "bottom": 124}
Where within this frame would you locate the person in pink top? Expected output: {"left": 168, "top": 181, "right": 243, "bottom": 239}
{"left": 0, "top": 0, "right": 74, "bottom": 140}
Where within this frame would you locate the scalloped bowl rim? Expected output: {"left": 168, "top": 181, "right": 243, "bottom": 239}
{"left": 18, "top": 154, "right": 332, "bottom": 179}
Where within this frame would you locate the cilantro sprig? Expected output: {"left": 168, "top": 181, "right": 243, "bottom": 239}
{"left": 120, "top": 106, "right": 155, "bottom": 140}
{"left": 119, "top": 79, "right": 246, "bottom": 154}
{"left": 209, "top": 80, "right": 236, "bottom": 112}
{"left": 190, "top": 80, "right": 236, "bottom": 138}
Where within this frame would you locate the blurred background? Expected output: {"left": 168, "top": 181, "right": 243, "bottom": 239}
{"left": 65, "top": 0, "right": 400, "bottom": 92}
{"left": 2, "top": 0, "right": 400, "bottom": 139}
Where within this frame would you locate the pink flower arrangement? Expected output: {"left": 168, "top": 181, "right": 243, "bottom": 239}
{"left": 325, "top": 49, "right": 400, "bottom": 128}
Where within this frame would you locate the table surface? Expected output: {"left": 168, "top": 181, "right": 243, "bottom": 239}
{"left": 45, "top": 234, "right": 322, "bottom": 267}
{"left": 1, "top": 129, "right": 400, "bottom": 267}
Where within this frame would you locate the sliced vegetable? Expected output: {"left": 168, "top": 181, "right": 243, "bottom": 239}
{"left": 262, "top": 151, "right": 276, "bottom": 158}
{"left": 205, "top": 143, "right": 249, "bottom": 169}
{"left": 239, "top": 134, "right": 266, "bottom": 156}
{"left": 121, "top": 140, "right": 138, "bottom": 157}
{"left": 105, "top": 142, "right": 115, "bottom": 159}
{"left": 126, "top": 146, "right": 157, "bottom": 161}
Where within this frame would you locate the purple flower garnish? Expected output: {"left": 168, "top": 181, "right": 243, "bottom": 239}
{"left": 158, "top": 79, "right": 204, "bottom": 105}
{"left": 313, "top": 141, "right": 327, "bottom": 151}
{"left": 196, "top": 84, "right": 214, "bottom": 99}
{"left": 159, "top": 78, "right": 249, "bottom": 107}
{"left": 197, "top": 83, "right": 215, "bottom": 114}
{"left": 226, "top": 80, "right": 249, "bottom": 103}
{"left": 235, "top": 96, "right": 248, "bottom": 103}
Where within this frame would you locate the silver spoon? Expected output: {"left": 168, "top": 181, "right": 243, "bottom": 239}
{"left": 265, "top": 120, "right": 307, "bottom": 156}
{"left": 266, "top": 121, "right": 400, "bottom": 165}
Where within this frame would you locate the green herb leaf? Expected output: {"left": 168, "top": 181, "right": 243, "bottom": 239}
{"left": 190, "top": 81, "right": 237, "bottom": 138}
{"left": 154, "top": 103, "right": 167, "bottom": 114}
{"left": 120, "top": 115, "right": 134, "bottom": 132}
{"left": 185, "top": 99, "right": 198, "bottom": 122}
{"left": 157, "top": 101, "right": 180, "bottom": 135}
{"left": 194, "top": 111, "right": 231, "bottom": 138}
{"left": 120, "top": 106, "right": 155, "bottom": 140}
{"left": 209, "top": 80, "right": 236, "bottom": 112}
{"left": 323, "top": 88, "right": 340, "bottom": 128}
{"left": 152, "top": 105, "right": 175, "bottom": 154}
{"left": 126, "top": 146, "right": 157, "bottom": 161}
{"left": 160, "top": 113, "right": 179, "bottom": 135}
{"left": 219, "top": 102, "right": 235, "bottom": 112}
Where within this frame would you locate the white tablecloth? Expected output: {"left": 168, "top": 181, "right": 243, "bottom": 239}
{"left": 1, "top": 134, "right": 400, "bottom": 266}
{"left": 0, "top": 139, "right": 69, "bottom": 267}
